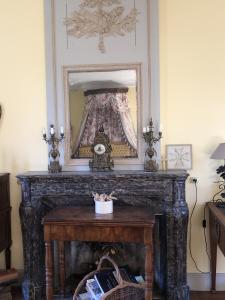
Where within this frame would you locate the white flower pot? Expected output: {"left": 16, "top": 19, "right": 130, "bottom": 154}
{"left": 95, "top": 200, "right": 113, "bottom": 214}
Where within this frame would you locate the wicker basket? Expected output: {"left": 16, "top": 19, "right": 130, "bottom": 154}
{"left": 73, "top": 255, "right": 145, "bottom": 300}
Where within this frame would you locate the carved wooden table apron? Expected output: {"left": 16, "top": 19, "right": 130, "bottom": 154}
{"left": 17, "top": 171, "right": 190, "bottom": 300}
{"left": 208, "top": 202, "right": 225, "bottom": 292}
{"left": 43, "top": 206, "right": 155, "bottom": 300}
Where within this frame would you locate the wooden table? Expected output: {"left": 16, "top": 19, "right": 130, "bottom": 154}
{"left": 208, "top": 202, "right": 225, "bottom": 292}
{"left": 43, "top": 206, "right": 155, "bottom": 300}
{"left": 0, "top": 173, "right": 11, "bottom": 270}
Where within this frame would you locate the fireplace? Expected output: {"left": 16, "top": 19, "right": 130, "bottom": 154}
{"left": 17, "top": 170, "right": 189, "bottom": 300}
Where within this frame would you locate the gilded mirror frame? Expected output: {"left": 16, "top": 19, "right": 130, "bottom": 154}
{"left": 63, "top": 63, "right": 142, "bottom": 167}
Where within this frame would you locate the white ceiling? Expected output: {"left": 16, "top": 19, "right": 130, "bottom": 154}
{"left": 69, "top": 70, "right": 137, "bottom": 90}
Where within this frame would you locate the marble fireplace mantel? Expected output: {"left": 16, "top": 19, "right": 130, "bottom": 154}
{"left": 17, "top": 170, "right": 189, "bottom": 300}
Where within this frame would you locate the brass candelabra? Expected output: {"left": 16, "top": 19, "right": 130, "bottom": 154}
{"left": 43, "top": 124, "right": 64, "bottom": 173}
{"left": 143, "top": 118, "right": 162, "bottom": 172}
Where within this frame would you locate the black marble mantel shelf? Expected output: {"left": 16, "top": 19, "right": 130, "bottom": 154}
{"left": 17, "top": 170, "right": 190, "bottom": 300}
{"left": 17, "top": 169, "right": 188, "bottom": 178}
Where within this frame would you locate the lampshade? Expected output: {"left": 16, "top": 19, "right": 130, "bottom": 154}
{"left": 211, "top": 143, "right": 225, "bottom": 159}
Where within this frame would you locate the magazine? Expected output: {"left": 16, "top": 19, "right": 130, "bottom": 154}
{"left": 77, "top": 292, "right": 92, "bottom": 300}
{"left": 135, "top": 275, "right": 145, "bottom": 284}
{"left": 94, "top": 270, "right": 118, "bottom": 293}
{"left": 86, "top": 278, "right": 103, "bottom": 300}
{"left": 85, "top": 268, "right": 143, "bottom": 299}
{"left": 112, "top": 267, "right": 138, "bottom": 284}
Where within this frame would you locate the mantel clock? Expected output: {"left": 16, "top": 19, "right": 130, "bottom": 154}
{"left": 89, "top": 125, "right": 114, "bottom": 171}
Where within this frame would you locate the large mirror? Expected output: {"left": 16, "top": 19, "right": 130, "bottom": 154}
{"left": 64, "top": 64, "right": 141, "bottom": 164}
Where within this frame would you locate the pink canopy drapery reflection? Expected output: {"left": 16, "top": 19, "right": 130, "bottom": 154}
{"left": 71, "top": 88, "right": 137, "bottom": 158}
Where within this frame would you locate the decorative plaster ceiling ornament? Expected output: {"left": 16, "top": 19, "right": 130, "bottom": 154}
{"left": 64, "top": 0, "right": 138, "bottom": 53}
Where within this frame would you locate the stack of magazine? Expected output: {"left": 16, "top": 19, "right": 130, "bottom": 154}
{"left": 77, "top": 267, "right": 144, "bottom": 300}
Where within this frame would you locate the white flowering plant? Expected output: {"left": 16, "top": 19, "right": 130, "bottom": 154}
{"left": 91, "top": 191, "right": 117, "bottom": 202}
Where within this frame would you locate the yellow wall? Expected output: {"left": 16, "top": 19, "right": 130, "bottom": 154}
{"left": 70, "top": 90, "right": 85, "bottom": 148}
{"left": 1, "top": 0, "right": 225, "bottom": 275}
{"left": 159, "top": 0, "right": 225, "bottom": 272}
{"left": 127, "top": 87, "right": 137, "bottom": 134}
{"left": 0, "top": 1, "right": 47, "bottom": 269}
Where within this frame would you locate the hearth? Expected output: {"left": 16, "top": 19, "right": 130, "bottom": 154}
{"left": 17, "top": 170, "right": 189, "bottom": 300}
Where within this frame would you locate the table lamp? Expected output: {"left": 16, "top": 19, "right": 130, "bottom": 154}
{"left": 211, "top": 143, "right": 225, "bottom": 163}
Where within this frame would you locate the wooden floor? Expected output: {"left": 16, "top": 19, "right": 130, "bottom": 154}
{"left": 10, "top": 288, "right": 225, "bottom": 300}
{"left": 190, "top": 291, "right": 225, "bottom": 300}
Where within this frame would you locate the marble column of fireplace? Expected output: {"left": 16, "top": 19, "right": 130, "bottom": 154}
{"left": 17, "top": 170, "right": 189, "bottom": 300}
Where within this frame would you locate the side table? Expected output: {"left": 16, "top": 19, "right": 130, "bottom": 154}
{"left": 43, "top": 206, "right": 155, "bottom": 300}
{"left": 0, "top": 173, "right": 11, "bottom": 270}
{"left": 208, "top": 202, "right": 225, "bottom": 292}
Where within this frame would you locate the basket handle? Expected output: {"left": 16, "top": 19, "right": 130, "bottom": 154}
{"left": 97, "top": 255, "right": 123, "bottom": 285}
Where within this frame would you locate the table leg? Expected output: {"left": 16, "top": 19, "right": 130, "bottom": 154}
{"left": 5, "top": 247, "right": 11, "bottom": 269}
{"left": 209, "top": 210, "right": 218, "bottom": 292}
{"left": 59, "top": 241, "right": 65, "bottom": 296}
{"left": 145, "top": 242, "right": 153, "bottom": 300}
{"left": 45, "top": 241, "right": 53, "bottom": 300}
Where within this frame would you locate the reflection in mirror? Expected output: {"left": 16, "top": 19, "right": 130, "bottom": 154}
{"left": 66, "top": 67, "right": 139, "bottom": 160}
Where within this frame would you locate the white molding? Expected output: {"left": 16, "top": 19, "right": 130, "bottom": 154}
{"left": 44, "top": 0, "right": 57, "bottom": 127}
{"left": 149, "top": 0, "right": 160, "bottom": 122}
{"left": 188, "top": 273, "right": 225, "bottom": 291}
{"left": 44, "top": 0, "right": 160, "bottom": 170}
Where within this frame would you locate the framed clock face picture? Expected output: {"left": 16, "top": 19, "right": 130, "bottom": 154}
{"left": 166, "top": 144, "right": 192, "bottom": 170}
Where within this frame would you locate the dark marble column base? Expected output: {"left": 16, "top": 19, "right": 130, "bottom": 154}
{"left": 170, "top": 285, "right": 190, "bottom": 300}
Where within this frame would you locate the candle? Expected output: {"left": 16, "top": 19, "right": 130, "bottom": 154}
{"left": 147, "top": 126, "right": 150, "bottom": 132}
{"left": 159, "top": 123, "right": 163, "bottom": 132}
{"left": 42, "top": 128, "right": 46, "bottom": 136}
{"left": 50, "top": 126, "right": 55, "bottom": 135}
{"left": 143, "top": 127, "right": 147, "bottom": 133}
{"left": 60, "top": 126, "right": 64, "bottom": 134}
